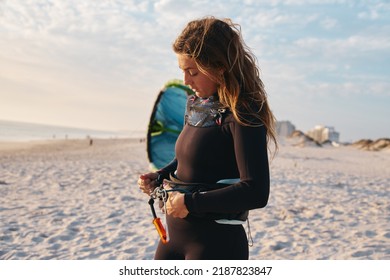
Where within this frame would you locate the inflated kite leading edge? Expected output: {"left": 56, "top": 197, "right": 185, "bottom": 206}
{"left": 146, "top": 80, "right": 194, "bottom": 170}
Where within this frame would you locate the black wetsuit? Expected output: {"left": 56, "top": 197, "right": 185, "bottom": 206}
{"left": 155, "top": 95, "right": 270, "bottom": 260}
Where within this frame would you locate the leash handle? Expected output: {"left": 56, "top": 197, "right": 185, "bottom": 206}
{"left": 153, "top": 217, "right": 168, "bottom": 244}
{"left": 148, "top": 197, "right": 168, "bottom": 244}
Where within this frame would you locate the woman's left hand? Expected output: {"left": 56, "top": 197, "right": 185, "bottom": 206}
{"left": 164, "top": 186, "right": 189, "bottom": 218}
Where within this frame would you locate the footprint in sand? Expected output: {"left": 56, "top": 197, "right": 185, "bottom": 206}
{"left": 107, "top": 209, "right": 124, "bottom": 219}
{"left": 365, "top": 230, "right": 377, "bottom": 238}
{"left": 270, "top": 241, "right": 291, "bottom": 251}
{"left": 351, "top": 250, "right": 373, "bottom": 258}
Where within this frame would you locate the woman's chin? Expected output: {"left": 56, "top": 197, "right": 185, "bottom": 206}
{"left": 195, "top": 92, "right": 212, "bottom": 99}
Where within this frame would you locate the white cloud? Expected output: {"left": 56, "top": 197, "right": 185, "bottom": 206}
{"left": 320, "top": 17, "right": 338, "bottom": 30}
{"left": 358, "top": 1, "right": 390, "bottom": 20}
{"left": 292, "top": 33, "right": 390, "bottom": 59}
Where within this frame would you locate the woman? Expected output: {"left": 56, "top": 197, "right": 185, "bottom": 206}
{"left": 138, "top": 16, "right": 277, "bottom": 260}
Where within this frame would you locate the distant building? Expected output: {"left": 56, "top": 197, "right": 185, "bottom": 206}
{"left": 306, "top": 125, "right": 340, "bottom": 143}
{"left": 276, "top": 121, "right": 296, "bottom": 137}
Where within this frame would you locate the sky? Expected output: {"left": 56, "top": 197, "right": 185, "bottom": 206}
{"left": 1, "top": 0, "right": 389, "bottom": 142}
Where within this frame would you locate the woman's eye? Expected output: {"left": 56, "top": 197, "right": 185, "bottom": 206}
{"left": 188, "top": 70, "right": 198, "bottom": 76}
{"left": 182, "top": 69, "right": 198, "bottom": 77}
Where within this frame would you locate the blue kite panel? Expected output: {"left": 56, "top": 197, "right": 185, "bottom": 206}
{"left": 148, "top": 84, "right": 189, "bottom": 170}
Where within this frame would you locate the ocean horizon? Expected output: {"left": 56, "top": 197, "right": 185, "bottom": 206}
{"left": 0, "top": 119, "right": 145, "bottom": 142}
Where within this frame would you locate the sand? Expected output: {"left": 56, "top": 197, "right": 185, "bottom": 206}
{"left": 0, "top": 138, "right": 389, "bottom": 260}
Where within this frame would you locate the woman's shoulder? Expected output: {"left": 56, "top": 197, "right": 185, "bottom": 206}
{"left": 225, "top": 102, "right": 264, "bottom": 126}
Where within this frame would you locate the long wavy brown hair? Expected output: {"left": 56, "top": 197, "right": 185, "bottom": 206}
{"left": 173, "top": 16, "right": 278, "bottom": 152}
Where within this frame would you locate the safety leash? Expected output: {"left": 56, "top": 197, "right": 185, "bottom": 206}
{"left": 148, "top": 173, "right": 169, "bottom": 244}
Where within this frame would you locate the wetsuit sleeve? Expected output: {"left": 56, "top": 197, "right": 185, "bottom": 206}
{"left": 157, "top": 158, "right": 177, "bottom": 180}
{"left": 184, "top": 123, "right": 270, "bottom": 214}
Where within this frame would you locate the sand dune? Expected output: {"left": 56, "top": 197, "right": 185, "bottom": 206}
{"left": 288, "top": 130, "right": 390, "bottom": 152}
{"left": 352, "top": 138, "right": 390, "bottom": 151}
{"left": 287, "top": 130, "right": 322, "bottom": 148}
{"left": 0, "top": 138, "right": 389, "bottom": 260}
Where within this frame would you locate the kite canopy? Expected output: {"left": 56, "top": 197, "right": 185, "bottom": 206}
{"left": 147, "top": 80, "right": 194, "bottom": 170}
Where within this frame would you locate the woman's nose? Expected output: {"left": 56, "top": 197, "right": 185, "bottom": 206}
{"left": 183, "top": 72, "right": 192, "bottom": 86}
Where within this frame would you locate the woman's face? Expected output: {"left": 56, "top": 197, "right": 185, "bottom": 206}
{"left": 177, "top": 54, "right": 218, "bottom": 99}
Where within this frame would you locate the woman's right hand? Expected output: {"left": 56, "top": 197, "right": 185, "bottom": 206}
{"left": 138, "top": 172, "right": 160, "bottom": 195}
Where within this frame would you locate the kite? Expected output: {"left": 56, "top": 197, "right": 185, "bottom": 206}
{"left": 146, "top": 80, "right": 194, "bottom": 170}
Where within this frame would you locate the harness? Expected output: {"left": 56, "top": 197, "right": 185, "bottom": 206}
{"left": 148, "top": 174, "right": 252, "bottom": 245}
{"left": 185, "top": 95, "right": 228, "bottom": 127}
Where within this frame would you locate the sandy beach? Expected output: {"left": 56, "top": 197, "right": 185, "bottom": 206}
{"left": 0, "top": 138, "right": 389, "bottom": 260}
